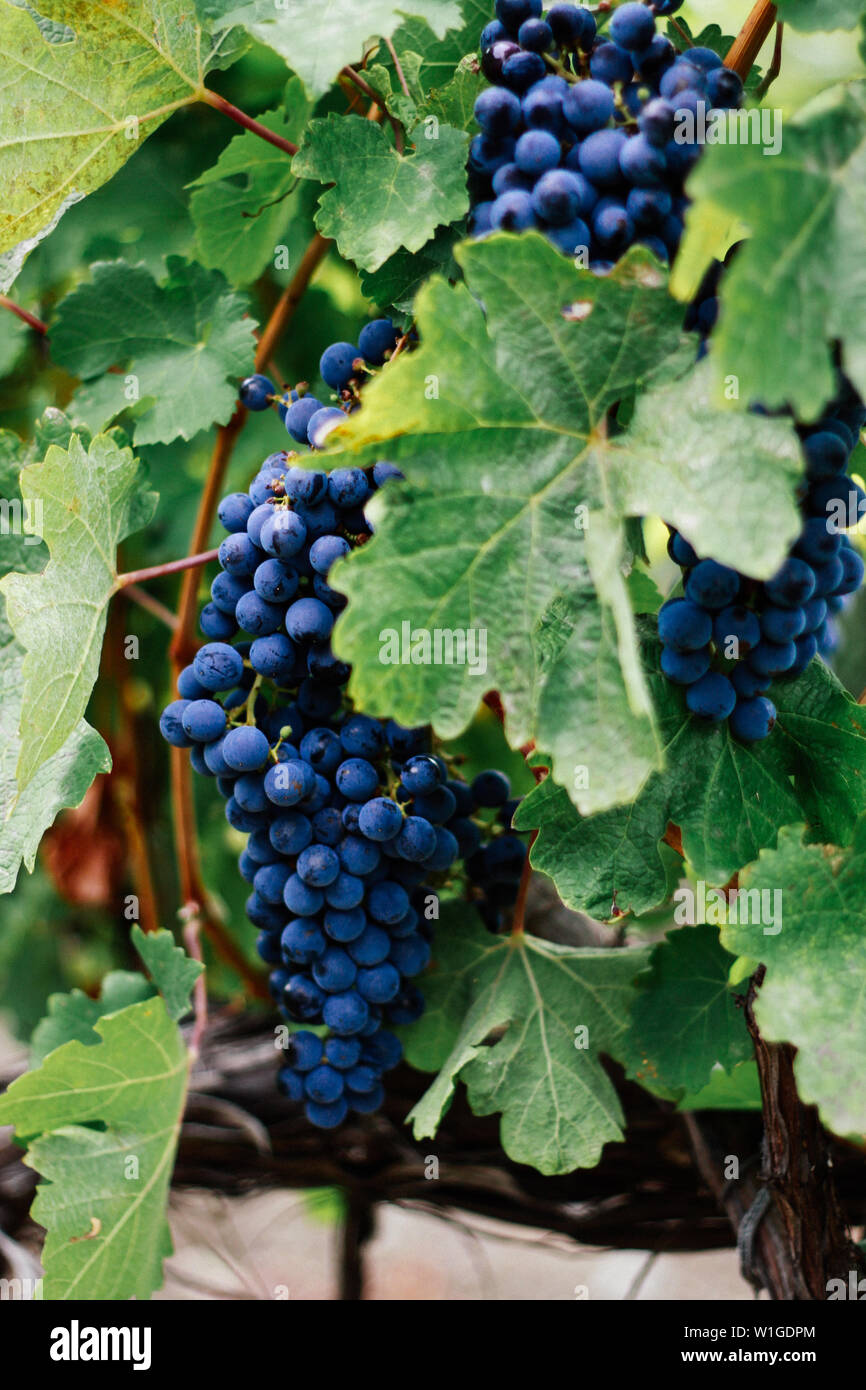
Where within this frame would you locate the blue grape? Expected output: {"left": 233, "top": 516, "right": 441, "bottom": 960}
{"left": 730, "top": 696, "right": 777, "bottom": 742}
{"left": 685, "top": 559, "right": 740, "bottom": 610}
{"left": 501, "top": 49, "right": 546, "bottom": 91}
{"left": 686, "top": 672, "right": 736, "bottom": 721}
{"left": 239, "top": 373, "right": 275, "bottom": 410}
{"left": 193, "top": 643, "right": 244, "bottom": 692}
{"left": 322, "top": 990, "right": 369, "bottom": 1035}
{"left": 223, "top": 725, "right": 270, "bottom": 772}
{"left": 609, "top": 3, "right": 655, "bottom": 51}
{"left": 327, "top": 467, "right": 369, "bottom": 509}
{"left": 475, "top": 85, "right": 522, "bottom": 136}
{"left": 313, "top": 947, "right": 358, "bottom": 994}
{"left": 589, "top": 42, "right": 633, "bottom": 85}
{"left": 658, "top": 598, "right": 712, "bottom": 652}
{"left": 181, "top": 699, "right": 227, "bottom": 743}
{"left": 356, "top": 963, "right": 401, "bottom": 1004}
{"left": 578, "top": 129, "right": 628, "bottom": 188}
{"left": 285, "top": 596, "right": 334, "bottom": 644}
{"left": 218, "top": 492, "right": 256, "bottom": 533}
{"left": 159, "top": 700, "right": 192, "bottom": 748}
{"left": 358, "top": 797, "right": 403, "bottom": 841}
{"left": 320, "top": 342, "right": 358, "bottom": 390}
{"left": 285, "top": 396, "right": 324, "bottom": 444}
{"left": 358, "top": 318, "right": 399, "bottom": 365}
{"left": 336, "top": 758, "right": 379, "bottom": 801}
{"left": 659, "top": 644, "right": 710, "bottom": 685}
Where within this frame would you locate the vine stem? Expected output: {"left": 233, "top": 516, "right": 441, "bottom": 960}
{"left": 342, "top": 67, "right": 405, "bottom": 153}
{"left": 510, "top": 830, "right": 537, "bottom": 937}
{"left": 199, "top": 89, "right": 299, "bottom": 156}
{"left": 123, "top": 583, "right": 178, "bottom": 631}
{"left": 0, "top": 296, "right": 47, "bottom": 335}
{"left": 385, "top": 35, "right": 411, "bottom": 99}
{"left": 724, "top": 0, "right": 778, "bottom": 80}
{"left": 115, "top": 548, "right": 218, "bottom": 590}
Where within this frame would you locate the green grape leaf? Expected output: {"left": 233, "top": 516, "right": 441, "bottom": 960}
{"left": 0, "top": 439, "right": 110, "bottom": 891}
{"left": 396, "top": 901, "right": 480, "bottom": 1070}
{"left": 677, "top": 1060, "right": 763, "bottom": 1112}
{"left": 293, "top": 114, "right": 470, "bottom": 273}
{"left": 775, "top": 0, "right": 866, "bottom": 30}
{"left": 362, "top": 62, "right": 420, "bottom": 129}
{"left": 30, "top": 972, "right": 156, "bottom": 1065}
{"left": 606, "top": 360, "right": 803, "bottom": 577}
{"left": 0, "top": 638, "right": 111, "bottom": 894}
{"left": 131, "top": 926, "right": 202, "bottom": 1022}
{"left": 722, "top": 817, "right": 866, "bottom": 1136}
{"left": 425, "top": 59, "right": 486, "bottom": 132}
{"left": 391, "top": 0, "right": 487, "bottom": 93}
{"left": 326, "top": 235, "right": 801, "bottom": 815}
{"left": 189, "top": 86, "right": 315, "bottom": 286}
{"left": 622, "top": 925, "right": 753, "bottom": 1097}
{"left": 358, "top": 223, "right": 460, "bottom": 320}
{"left": 408, "top": 922, "right": 651, "bottom": 1174}
{"left": 0, "top": 432, "right": 157, "bottom": 795}
{"left": 0, "top": 997, "right": 190, "bottom": 1299}
{"left": 0, "top": 0, "right": 243, "bottom": 277}
{"left": 516, "top": 652, "right": 866, "bottom": 920}
{"left": 209, "top": 0, "right": 462, "bottom": 97}
{"left": 679, "top": 83, "right": 866, "bottom": 419}
{"left": 50, "top": 258, "right": 256, "bottom": 444}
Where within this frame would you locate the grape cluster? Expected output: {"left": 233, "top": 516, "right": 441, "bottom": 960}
{"left": 160, "top": 333, "right": 527, "bottom": 1128}
{"left": 469, "top": 1, "right": 741, "bottom": 266}
{"left": 659, "top": 387, "right": 866, "bottom": 741}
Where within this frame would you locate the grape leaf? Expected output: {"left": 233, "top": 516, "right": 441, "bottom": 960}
{"left": 209, "top": 0, "right": 462, "bottom": 97}
{"left": 50, "top": 258, "right": 256, "bottom": 444}
{"left": 425, "top": 60, "right": 486, "bottom": 132}
{"left": 327, "top": 235, "right": 801, "bottom": 815}
{"left": 293, "top": 114, "right": 470, "bottom": 272}
{"left": 622, "top": 925, "right": 753, "bottom": 1097}
{"left": 131, "top": 925, "right": 202, "bottom": 1022}
{"left": 30, "top": 972, "right": 155, "bottom": 1065}
{"left": 390, "top": 0, "right": 488, "bottom": 92}
{"left": 0, "top": 997, "right": 189, "bottom": 1299}
{"left": 677, "top": 83, "right": 866, "bottom": 419}
{"left": 408, "top": 921, "right": 651, "bottom": 1174}
{"left": 189, "top": 85, "right": 315, "bottom": 286}
{"left": 0, "top": 0, "right": 243, "bottom": 277}
{"left": 676, "top": 1061, "right": 762, "bottom": 1112}
{"left": 0, "top": 439, "right": 110, "bottom": 892}
{"left": 358, "top": 223, "right": 460, "bottom": 320}
{"left": 516, "top": 651, "right": 866, "bottom": 920}
{"left": 775, "top": 0, "right": 866, "bottom": 30}
{"left": 396, "top": 901, "right": 479, "bottom": 1070}
{"left": 0, "top": 432, "right": 157, "bottom": 794}
{"left": 722, "top": 818, "right": 866, "bottom": 1136}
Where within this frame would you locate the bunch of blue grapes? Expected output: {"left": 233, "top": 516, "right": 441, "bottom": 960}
{"left": 469, "top": 0, "right": 741, "bottom": 266}
{"left": 159, "top": 329, "right": 527, "bottom": 1129}
{"left": 659, "top": 387, "right": 866, "bottom": 741}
